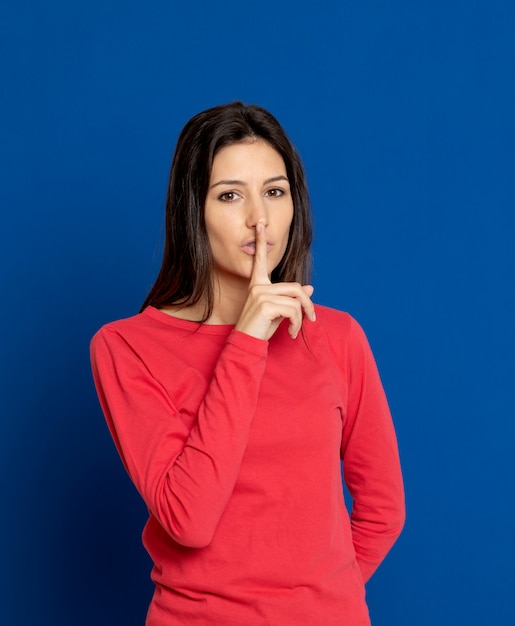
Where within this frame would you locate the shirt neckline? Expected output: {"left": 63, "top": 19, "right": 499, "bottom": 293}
{"left": 143, "top": 305, "right": 236, "bottom": 335}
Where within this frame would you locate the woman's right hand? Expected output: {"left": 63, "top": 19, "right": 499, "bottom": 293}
{"left": 234, "top": 222, "right": 316, "bottom": 341}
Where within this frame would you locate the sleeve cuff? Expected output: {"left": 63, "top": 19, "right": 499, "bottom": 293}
{"left": 226, "top": 329, "right": 269, "bottom": 357}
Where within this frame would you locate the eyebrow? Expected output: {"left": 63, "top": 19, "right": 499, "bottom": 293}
{"left": 209, "top": 175, "right": 290, "bottom": 189}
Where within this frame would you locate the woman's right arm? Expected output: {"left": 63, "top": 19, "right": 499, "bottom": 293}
{"left": 90, "top": 326, "right": 268, "bottom": 549}
{"left": 91, "top": 224, "right": 315, "bottom": 549}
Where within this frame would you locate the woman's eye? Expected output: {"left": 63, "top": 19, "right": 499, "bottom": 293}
{"left": 219, "top": 191, "right": 240, "bottom": 202}
{"left": 266, "top": 188, "right": 284, "bottom": 198}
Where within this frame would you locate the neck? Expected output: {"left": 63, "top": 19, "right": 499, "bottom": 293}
{"left": 207, "top": 274, "right": 249, "bottom": 325}
{"left": 159, "top": 273, "right": 252, "bottom": 325}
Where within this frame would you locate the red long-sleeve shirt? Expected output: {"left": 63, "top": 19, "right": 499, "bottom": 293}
{"left": 90, "top": 304, "right": 405, "bottom": 625}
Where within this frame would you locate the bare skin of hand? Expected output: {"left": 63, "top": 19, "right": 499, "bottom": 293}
{"left": 234, "top": 222, "right": 316, "bottom": 341}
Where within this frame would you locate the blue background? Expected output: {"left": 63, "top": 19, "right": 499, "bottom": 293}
{"left": 1, "top": 1, "right": 514, "bottom": 624}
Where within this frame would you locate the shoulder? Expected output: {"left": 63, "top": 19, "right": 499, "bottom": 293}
{"left": 90, "top": 307, "right": 176, "bottom": 357}
{"left": 90, "top": 307, "right": 225, "bottom": 372}
{"left": 311, "top": 305, "right": 385, "bottom": 393}
{"left": 311, "top": 303, "right": 375, "bottom": 366}
{"left": 313, "top": 303, "right": 366, "bottom": 340}
{"left": 314, "top": 303, "right": 351, "bottom": 325}
{"left": 90, "top": 308, "right": 187, "bottom": 380}
{"left": 91, "top": 310, "right": 149, "bottom": 344}
{"left": 91, "top": 306, "right": 191, "bottom": 340}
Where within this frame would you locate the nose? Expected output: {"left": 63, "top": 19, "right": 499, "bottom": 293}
{"left": 245, "top": 194, "right": 269, "bottom": 230}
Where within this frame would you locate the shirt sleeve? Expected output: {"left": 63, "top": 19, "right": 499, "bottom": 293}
{"left": 90, "top": 326, "right": 268, "bottom": 549}
{"left": 340, "top": 317, "right": 405, "bottom": 583}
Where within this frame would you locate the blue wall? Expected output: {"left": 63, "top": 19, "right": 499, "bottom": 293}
{"left": 1, "top": 2, "right": 514, "bottom": 624}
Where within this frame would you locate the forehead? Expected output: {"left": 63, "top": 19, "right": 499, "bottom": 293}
{"left": 210, "top": 140, "right": 287, "bottom": 180}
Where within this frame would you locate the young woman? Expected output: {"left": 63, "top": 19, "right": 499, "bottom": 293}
{"left": 90, "top": 102, "right": 405, "bottom": 625}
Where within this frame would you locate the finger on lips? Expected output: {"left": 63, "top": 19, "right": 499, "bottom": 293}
{"left": 251, "top": 222, "right": 270, "bottom": 285}
{"left": 246, "top": 222, "right": 316, "bottom": 339}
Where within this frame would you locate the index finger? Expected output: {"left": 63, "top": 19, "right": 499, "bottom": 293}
{"left": 250, "top": 222, "right": 271, "bottom": 285}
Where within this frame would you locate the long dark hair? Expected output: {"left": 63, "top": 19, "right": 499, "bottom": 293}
{"left": 140, "top": 101, "right": 313, "bottom": 319}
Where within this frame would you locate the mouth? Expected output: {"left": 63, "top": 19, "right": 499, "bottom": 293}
{"left": 241, "top": 240, "right": 273, "bottom": 255}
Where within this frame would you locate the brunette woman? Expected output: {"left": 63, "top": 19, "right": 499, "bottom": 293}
{"left": 91, "top": 101, "right": 405, "bottom": 625}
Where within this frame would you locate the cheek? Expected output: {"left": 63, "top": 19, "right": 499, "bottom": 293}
{"left": 207, "top": 230, "right": 226, "bottom": 254}
{"left": 204, "top": 216, "right": 224, "bottom": 245}
{"left": 205, "top": 220, "right": 238, "bottom": 258}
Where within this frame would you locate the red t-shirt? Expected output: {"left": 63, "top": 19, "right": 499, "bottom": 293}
{"left": 90, "top": 304, "right": 405, "bottom": 625}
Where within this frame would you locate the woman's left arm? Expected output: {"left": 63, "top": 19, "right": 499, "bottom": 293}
{"left": 340, "top": 316, "right": 406, "bottom": 583}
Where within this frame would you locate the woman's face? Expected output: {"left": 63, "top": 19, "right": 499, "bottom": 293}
{"left": 204, "top": 140, "right": 294, "bottom": 285}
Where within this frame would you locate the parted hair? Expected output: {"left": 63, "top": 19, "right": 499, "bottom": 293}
{"left": 140, "top": 101, "right": 313, "bottom": 319}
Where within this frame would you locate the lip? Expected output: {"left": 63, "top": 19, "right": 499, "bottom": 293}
{"left": 241, "top": 239, "right": 273, "bottom": 255}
